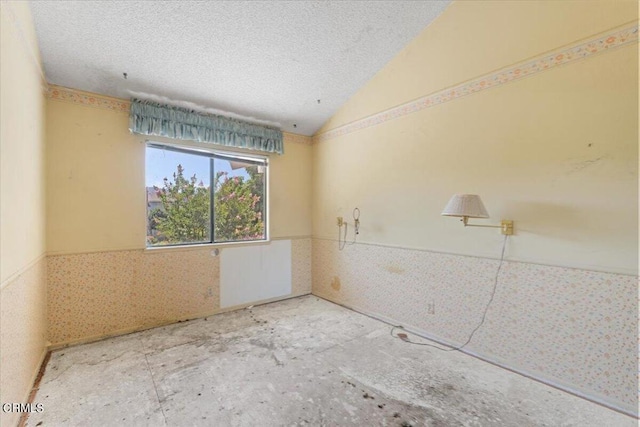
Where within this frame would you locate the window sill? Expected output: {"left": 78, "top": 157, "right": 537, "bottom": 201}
{"left": 144, "top": 239, "right": 271, "bottom": 254}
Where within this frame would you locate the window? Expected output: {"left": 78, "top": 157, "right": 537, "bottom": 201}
{"left": 145, "top": 143, "right": 267, "bottom": 247}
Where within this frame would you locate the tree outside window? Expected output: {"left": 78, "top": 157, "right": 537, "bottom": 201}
{"left": 146, "top": 145, "right": 267, "bottom": 246}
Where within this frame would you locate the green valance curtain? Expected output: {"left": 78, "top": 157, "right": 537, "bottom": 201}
{"left": 129, "top": 99, "right": 283, "bottom": 155}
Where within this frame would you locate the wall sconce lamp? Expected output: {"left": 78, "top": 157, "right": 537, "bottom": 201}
{"left": 441, "top": 194, "right": 514, "bottom": 235}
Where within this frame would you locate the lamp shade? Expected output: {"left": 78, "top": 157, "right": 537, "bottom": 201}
{"left": 441, "top": 194, "right": 489, "bottom": 218}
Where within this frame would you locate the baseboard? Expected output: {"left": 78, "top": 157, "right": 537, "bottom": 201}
{"left": 16, "top": 347, "right": 49, "bottom": 427}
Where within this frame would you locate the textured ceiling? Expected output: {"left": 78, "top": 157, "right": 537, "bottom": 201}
{"left": 30, "top": 1, "right": 450, "bottom": 135}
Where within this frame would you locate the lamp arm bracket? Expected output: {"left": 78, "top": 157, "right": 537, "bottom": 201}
{"left": 465, "top": 223, "right": 501, "bottom": 229}
{"left": 461, "top": 217, "right": 514, "bottom": 235}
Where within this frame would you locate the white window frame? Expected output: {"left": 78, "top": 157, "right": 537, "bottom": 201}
{"left": 145, "top": 141, "right": 269, "bottom": 248}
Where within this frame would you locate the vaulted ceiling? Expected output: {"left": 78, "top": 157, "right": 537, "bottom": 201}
{"left": 31, "top": 1, "right": 450, "bottom": 135}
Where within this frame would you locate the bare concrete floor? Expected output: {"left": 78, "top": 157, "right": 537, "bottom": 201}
{"left": 27, "top": 296, "right": 634, "bottom": 426}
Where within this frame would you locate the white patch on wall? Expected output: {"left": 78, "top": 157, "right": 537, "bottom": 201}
{"left": 220, "top": 240, "right": 291, "bottom": 308}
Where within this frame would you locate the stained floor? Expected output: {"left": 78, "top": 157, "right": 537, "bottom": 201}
{"left": 27, "top": 296, "right": 634, "bottom": 426}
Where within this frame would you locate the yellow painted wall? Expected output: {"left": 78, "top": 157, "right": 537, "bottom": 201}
{"left": 0, "top": 2, "right": 48, "bottom": 426}
{"left": 1, "top": 1, "right": 46, "bottom": 281}
{"left": 46, "top": 97, "right": 143, "bottom": 253}
{"left": 46, "top": 92, "right": 312, "bottom": 254}
{"left": 269, "top": 136, "right": 313, "bottom": 239}
{"left": 313, "top": 1, "right": 638, "bottom": 275}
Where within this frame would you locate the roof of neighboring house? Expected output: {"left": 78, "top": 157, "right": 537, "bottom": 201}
{"left": 146, "top": 187, "right": 162, "bottom": 204}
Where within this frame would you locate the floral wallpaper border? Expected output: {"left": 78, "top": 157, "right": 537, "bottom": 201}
{"left": 313, "top": 23, "right": 639, "bottom": 143}
{"left": 46, "top": 85, "right": 129, "bottom": 112}
{"left": 283, "top": 132, "right": 312, "bottom": 145}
